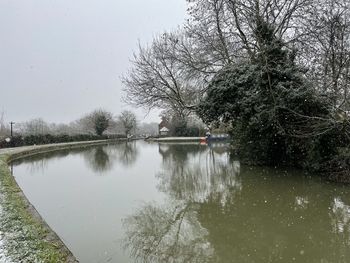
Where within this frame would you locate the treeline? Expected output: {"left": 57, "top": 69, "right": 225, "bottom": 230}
{"left": 123, "top": 0, "right": 350, "bottom": 182}
{"left": 0, "top": 109, "right": 140, "bottom": 148}
{"left": 1, "top": 109, "right": 137, "bottom": 137}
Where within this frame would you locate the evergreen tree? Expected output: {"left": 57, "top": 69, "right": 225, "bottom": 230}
{"left": 94, "top": 114, "right": 110, "bottom": 136}
{"left": 198, "top": 18, "right": 348, "bottom": 171}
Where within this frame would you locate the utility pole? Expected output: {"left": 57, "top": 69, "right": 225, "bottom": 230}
{"left": 10, "top": 121, "right": 15, "bottom": 137}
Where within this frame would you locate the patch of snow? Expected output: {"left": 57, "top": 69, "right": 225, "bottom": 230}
{"left": 0, "top": 219, "right": 12, "bottom": 263}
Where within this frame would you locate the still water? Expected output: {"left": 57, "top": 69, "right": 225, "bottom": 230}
{"left": 12, "top": 141, "right": 350, "bottom": 263}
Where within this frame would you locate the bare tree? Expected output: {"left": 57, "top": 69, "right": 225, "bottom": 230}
{"left": 118, "top": 110, "right": 137, "bottom": 137}
{"left": 19, "top": 118, "right": 50, "bottom": 135}
{"left": 122, "top": 35, "right": 204, "bottom": 119}
{"left": 80, "top": 109, "right": 113, "bottom": 136}
{"left": 299, "top": 0, "right": 350, "bottom": 110}
{"left": 0, "top": 111, "right": 9, "bottom": 138}
{"left": 123, "top": 0, "right": 314, "bottom": 115}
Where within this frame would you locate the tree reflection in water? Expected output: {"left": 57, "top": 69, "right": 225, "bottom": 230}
{"left": 330, "top": 197, "right": 350, "bottom": 246}
{"left": 12, "top": 142, "right": 140, "bottom": 176}
{"left": 12, "top": 148, "right": 76, "bottom": 174}
{"left": 83, "top": 146, "right": 114, "bottom": 173}
{"left": 123, "top": 143, "right": 240, "bottom": 263}
{"left": 123, "top": 201, "right": 213, "bottom": 263}
{"left": 116, "top": 141, "right": 139, "bottom": 167}
{"left": 123, "top": 143, "right": 350, "bottom": 263}
{"left": 157, "top": 143, "right": 241, "bottom": 204}
{"left": 83, "top": 142, "right": 139, "bottom": 173}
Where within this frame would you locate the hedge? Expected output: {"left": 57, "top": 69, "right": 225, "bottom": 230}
{"left": 0, "top": 134, "right": 126, "bottom": 149}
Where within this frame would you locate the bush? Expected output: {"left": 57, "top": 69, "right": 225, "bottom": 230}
{"left": 0, "top": 136, "right": 24, "bottom": 148}
{"left": 173, "top": 125, "right": 200, "bottom": 137}
{"left": 322, "top": 149, "right": 350, "bottom": 183}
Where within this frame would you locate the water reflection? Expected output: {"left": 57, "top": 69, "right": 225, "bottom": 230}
{"left": 12, "top": 142, "right": 139, "bottom": 175}
{"left": 157, "top": 143, "right": 241, "bottom": 204}
{"left": 117, "top": 141, "right": 139, "bottom": 167}
{"left": 331, "top": 198, "right": 350, "bottom": 240}
{"left": 10, "top": 141, "right": 350, "bottom": 262}
{"left": 123, "top": 143, "right": 350, "bottom": 263}
{"left": 123, "top": 143, "right": 238, "bottom": 263}
{"left": 83, "top": 146, "right": 114, "bottom": 173}
{"left": 12, "top": 147, "right": 82, "bottom": 174}
{"left": 123, "top": 201, "right": 212, "bottom": 263}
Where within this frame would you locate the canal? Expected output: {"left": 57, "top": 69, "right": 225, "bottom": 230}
{"left": 12, "top": 141, "right": 350, "bottom": 262}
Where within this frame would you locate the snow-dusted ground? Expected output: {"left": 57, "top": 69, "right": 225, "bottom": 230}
{"left": 0, "top": 234, "right": 11, "bottom": 263}
{"left": 0, "top": 195, "right": 12, "bottom": 263}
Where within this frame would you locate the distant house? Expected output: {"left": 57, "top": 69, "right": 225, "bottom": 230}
{"left": 159, "top": 117, "right": 170, "bottom": 137}
{"left": 159, "top": 126, "right": 170, "bottom": 136}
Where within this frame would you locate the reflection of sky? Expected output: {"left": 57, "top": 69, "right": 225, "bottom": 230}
{"left": 295, "top": 196, "right": 309, "bottom": 210}
{"left": 11, "top": 142, "right": 164, "bottom": 263}
{"left": 332, "top": 197, "right": 350, "bottom": 234}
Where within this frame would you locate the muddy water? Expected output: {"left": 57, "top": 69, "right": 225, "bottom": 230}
{"left": 12, "top": 141, "right": 350, "bottom": 262}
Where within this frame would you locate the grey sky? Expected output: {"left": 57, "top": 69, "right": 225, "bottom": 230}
{"left": 0, "top": 0, "right": 187, "bottom": 124}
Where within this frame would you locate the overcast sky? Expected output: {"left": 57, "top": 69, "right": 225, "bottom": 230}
{"left": 0, "top": 0, "right": 187, "bottom": 124}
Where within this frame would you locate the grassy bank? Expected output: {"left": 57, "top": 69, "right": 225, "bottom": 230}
{"left": 0, "top": 140, "right": 124, "bottom": 262}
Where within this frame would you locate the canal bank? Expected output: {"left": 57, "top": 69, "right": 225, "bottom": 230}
{"left": 145, "top": 136, "right": 230, "bottom": 143}
{"left": 147, "top": 137, "right": 203, "bottom": 143}
{"left": 0, "top": 139, "right": 124, "bottom": 262}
